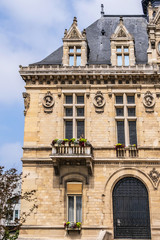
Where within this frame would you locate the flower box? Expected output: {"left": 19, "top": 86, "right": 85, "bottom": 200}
{"left": 64, "top": 222, "right": 81, "bottom": 234}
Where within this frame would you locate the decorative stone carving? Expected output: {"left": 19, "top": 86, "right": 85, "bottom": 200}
{"left": 143, "top": 91, "right": 155, "bottom": 112}
{"left": 117, "top": 29, "right": 127, "bottom": 37}
{"left": 23, "top": 92, "right": 30, "bottom": 116}
{"left": 93, "top": 91, "right": 106, "bottom": 113}
{"left": 148, "top": 168, "right": 160, "bottom": 188}
{"left": 42, "top": 91, "right": 54, "bottom": 113}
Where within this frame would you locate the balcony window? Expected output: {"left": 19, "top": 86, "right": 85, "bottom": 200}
{"left": 64, "top": 94, "right": 85, "bottom": 139}
{"left": 115, "top": 94, "right": 137, "bottom": 146}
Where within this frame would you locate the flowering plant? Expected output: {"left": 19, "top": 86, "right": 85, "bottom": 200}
{"left": 115, "top": 143, "right": 125, "bottom": 149}
{"left": 51, "top": 138, "right": 90, "bottom": 147}
{"left": 51, "top": 139, "right": 58, "bottom": 146}
{"left": 128, "top": 144, "right": 137, "bottom": 148}
{"left": 64, "top": 221, "right": 81, "bottom": 229}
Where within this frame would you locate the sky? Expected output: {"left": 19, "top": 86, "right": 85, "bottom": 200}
{"left": 0, "top": 0, "right": 143, "bottom": 172}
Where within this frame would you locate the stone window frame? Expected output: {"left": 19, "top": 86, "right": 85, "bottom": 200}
{"left": 156, "top": 41, "right": 160, "bottom": 55}
{"left": 116, "top": 45, "right": 130, "bottom": 66}
{"left": 69, "top": 46, "right": 82, "bottom": 66}
{"left": 114, "top": 92, "right": 137, "bottom": 146}
{"left": 66, "top": 182, "right": 82, "bottom": 223}
{"left": 63, "top": 92, "right": 85, "bottom": 139}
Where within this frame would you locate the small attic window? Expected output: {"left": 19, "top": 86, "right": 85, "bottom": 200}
{"left": 101, "top": 29, "right": 105, "bottom": 36}
{"left": 69, "top": 46, "right": 81, "bottom": 66}
{"left": 76, "top": 47, "right": 81, "bottom": 53}
{"left": 69, "top": 47, "right": 74, "bottom": 53}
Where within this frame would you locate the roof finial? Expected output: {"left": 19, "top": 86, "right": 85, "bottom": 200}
{"left": 101, "top": 4, "right": 104, "bottom": 17}
{"left": 120, "top": 16, "right": 123, "bottom": 23}
{"left": 73, "top": 17, "right": 77, "bottom": 25}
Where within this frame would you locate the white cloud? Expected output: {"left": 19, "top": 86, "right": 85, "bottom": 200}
{"left": 73, "top": 0, "right": 143, "bottom": 29}
{"left": 0, "top": 0, "right": 70, "bottom": 27}
{"left": 0, "top": 142, "right": 22, "bottom": 172}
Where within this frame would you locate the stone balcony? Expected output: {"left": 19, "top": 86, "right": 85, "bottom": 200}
{"left": 50, "top": 145, "right": 93, "bottom": 176}
{"left": 116, "top": 147, "right": 139, "bottom": 158}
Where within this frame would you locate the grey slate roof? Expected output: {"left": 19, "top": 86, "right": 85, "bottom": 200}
{"left": 31, "top": 15, "right": 148, "bottom": 66}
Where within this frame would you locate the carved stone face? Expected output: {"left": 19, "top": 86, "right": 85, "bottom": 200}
{"left": 42, "top": 91, "right": 54, "bottom": 113}
{"left": 143, "top": 91, "right": 155, "bottom": 109}
{"left": 96, "top": 96, "right": 103, "bottom": 106}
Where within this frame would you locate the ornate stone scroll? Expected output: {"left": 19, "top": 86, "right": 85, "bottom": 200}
{"left": 93, "top": 91, "right": 106, "bottom": 113}
{"left": 148, "top": 168, "right": 160, "bottom": 189}
{"left": 42, "top": 91, "right": 54, "bottom": 113}
{"left": 143, "top": 91, "right": 155, "bottom": 112}
{"left": 23, "top": 92, "right": 30, "bottom": 116}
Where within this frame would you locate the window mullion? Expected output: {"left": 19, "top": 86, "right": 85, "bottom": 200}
{"left": 73, "top": 94, "right": 76, "bottom": 138}
{"left": 74, "top": 196, "right": 76, "bottom": 222}
{"left": 124, "top": 94, "right": 128, "bottom": 146}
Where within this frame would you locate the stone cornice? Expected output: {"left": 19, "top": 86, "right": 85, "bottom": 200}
{"left": 19, "top": 64, "right": 160, "bottom": 86}
{"left": 20, "top": 64, "right": 159, "bottom": 76}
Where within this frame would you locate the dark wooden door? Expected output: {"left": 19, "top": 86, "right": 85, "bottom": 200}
{"left": 113, "top": 177, "right": 151, "bottom": 239}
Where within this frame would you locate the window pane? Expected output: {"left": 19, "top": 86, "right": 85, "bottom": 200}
{"left": 76, "top": 196, "right": 82, "bottom": 222}
{"left": 65, "top": 108, "right": 73, "bottom": 116}
{"left": 76, "top": 47, "right": 81, "bottom": 53}
{"left": 15, "top": 210, "right": 19, "bottom": 219}
{"left": 77, "top": 108, "right": 84, "bottom": 116}
{"left": 77, "top": 121, "right": 84, "bottom": 138}
{"left": 117, "top": 55, "right": 122, "bottom": 66}
{"left": 69, "top": 56, "right": 74, "bottom": 66}
{"left": 116, "top": 96, "right": 123, "bottom": 104}
{"left": 69, "top": 47, "right": 74, "bottom": 53}
{"left": 129, "top": 121, "right": 137, "bottom": 145}
{"left": 124, "top": 55, "right": 129, "bottom": 66}
{"left": 128, "top": 108, "right": 135, "bottom": 116}
{"left": 117, "top": 121, "right": 125, "bottom": 144}
{"left": 77, "top": 96, "right": 84, "bottom": 104}
{"left": 68, "top": 196, "right": 74, "bottom": 222}
{"left": 65, "top": 121, "right": 73, "bottom": 139}
{"left": 127, "top": 96, "right": 135, "bottom": 104}
{"left": 116, "top": 108, "right": 124, "bottom": 116}
{"left": 66, "top": 95, "right": 73, "bottom": 104}
{"left": 76, "top": 56, "right": 81, "bottom": 66}
{"left": 117, "top": 47, "right": 122, "bottom": 52}
{"left": 124, "top": 47, "right": 129, "bottom": 52}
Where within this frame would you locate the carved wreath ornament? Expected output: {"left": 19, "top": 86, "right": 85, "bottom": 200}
{"left": 143, "top": 91, "right": 155, "bottom": 112}
{"left": 93, "top": 91, "right": 106, "bottom": 113}
{"left": 42, "top": 91, "right": 54, "bottom": 113}
{"left": 148, "top": 168, "right": 160, "bottom": 189}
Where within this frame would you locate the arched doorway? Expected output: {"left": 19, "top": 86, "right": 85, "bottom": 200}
{"left": 113, "top": 177, "right": 151, "bottom": 239}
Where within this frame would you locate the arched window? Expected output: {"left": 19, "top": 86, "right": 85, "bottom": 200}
{"left": 113, "top": 177, "right": 151, "bottom": 239}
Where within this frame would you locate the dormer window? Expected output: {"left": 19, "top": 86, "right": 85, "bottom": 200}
{"left": 62, "top": 17, "right": 87, "bottom": 66}
{"left": 116, "top": 46, "right": 129, "bottom": 66}
{"left": 69, "top": 47, "right": 81, "bottom": 66}
{"left": 110, "top": 17, "right": 135, "bottom": 67}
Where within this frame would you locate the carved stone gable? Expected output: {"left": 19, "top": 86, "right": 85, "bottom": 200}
{"left": 111, "top": 17, "right": 133, "bottom": 40}
{"left": 68, "top": 27, "right": 80, "bottom": 39}
{"left": 63, "top": 17, "right": 86, "bottom": 40}
{"left": 117, "top": 28, "right": 127, "bottom": 38}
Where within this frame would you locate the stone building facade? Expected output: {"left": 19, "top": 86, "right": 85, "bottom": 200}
{"left": 19, "top": 1, "right": 160, "bottom": 239}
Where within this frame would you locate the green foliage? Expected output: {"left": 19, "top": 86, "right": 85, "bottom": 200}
{"left": 3, "top": 230, "right": 19, "bottom": 240}
{"left": 0, "top": 166, "right": 37, "bottom": 239}
{"left": 76, "top": 222, "right": 81, "bottom": 228}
